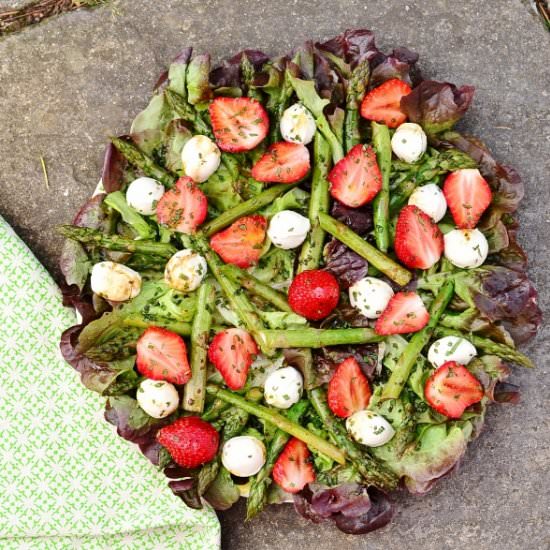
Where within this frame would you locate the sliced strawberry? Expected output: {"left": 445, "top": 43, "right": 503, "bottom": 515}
{"left": 209, "top": 97, "right": 269, "bottom": 152}
{"left": 375, "top": 291, "right": 429, "bottom": 335}
{"left": 424, "top": 361, "right": 484, "bottom": 419}
{"left": 156, "top": 176, "right": 207, "bottom": 234}
{"left": 272, "top": 437, "right": 315, "bottom": 494}
{"left": 157, "top": 416, "right": 219, "bottom": 468}
{"left": 360, "top": 78, "right": 412, "bottom": 128}
{"left": 394, "top": 205, "right": 444, "bottom": 269}
{"left": 328, "top": 144, "right": 382, "bottom": 208}
{"left": 327, "top": 357, "right": 372, "bottom": 418}
{"left": 287, "top": 270, "right": 340, "bottom": 321}
{"left": 136, "top": 326, "right": 191, "bottom": 385}
{"left": 443, "top": 168, "right": 492, "bottom": 229}
{"left": 251, "top": 141, "right": 310, "bottom": 183}
{"left": 208, "top": 328, "right": 258, "bottom": 390}
{"left": 209, "top": 214, "right": 267, "bottom": 268}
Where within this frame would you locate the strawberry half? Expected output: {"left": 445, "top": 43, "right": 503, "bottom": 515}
{"left": 424, "top": 361, "right": 484, "bottom": 419}
{"left": 156, "top": 176, "right": 207, "bottom": 234}
{"left": 360, "top": 78, "right": 412, "bottom": 128}
{"left": 157, "top": 416, "right": 219, "bottom": 468}
{"left": 136, "top": 326, "right": 191, "bottom": 385}
{"left": 208, "top": 328, "right": 258, "bottom": 390}
{"left": 328, "top": 144, "right": 383, "bottom": 208}
{"left": 327, "top": 357, "right": 372, "bottom": 418}
{"left": 209, "top": 214, "right": 267, "bottom": 268}
{"left": 272, "top": 437, "right": 315, "bottom": 494}
{"left": 251, "top": 141, "right": 310, "bottom": 183}
{"left": 443, "top": 168, "right": 492, "bottom": 229}
{"left": 394, "top": 205, "right": 444, "bottom": 269}
{"left": 287, "top": 269, "right": 340, "bottom": 321}
{"left": 375, "top": 291, "right": 429, "bottom": 335}
{"left": 209, "top": 97, "right": 269, "bottom": 153}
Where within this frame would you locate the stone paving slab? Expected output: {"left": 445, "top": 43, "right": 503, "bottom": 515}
{"left": 0, "top": 1, "right": 549, "bottom": 549}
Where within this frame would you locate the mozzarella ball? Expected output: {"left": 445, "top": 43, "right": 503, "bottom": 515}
{"left": 267, "top": 210, "right": 311, "bottom": 250}
{"left": 164, "top": 249, "right": 207, "bottom": 292}
{"left": 444, "top": 228, "right": 489, "bottom": 269}
{"left": 264, "top": 367, "right": 303, "bottom": 409}
{"left": 346, "top": 410, "right": 395, "bottom": 447}
{"left": 391, "top": 122, "right": 427, "bottom": 164}
{"left": 136, "top": 379, "right": 179, "bottom": 419}
{"left": 125, "top": 177, "right": 165, "bottom": 215}
{"left": 428, "top": 336, "right": 477, "bottom": 368}
{"left": 90, "top": 261, "right": 141, "bottom": 302}
{"left": 408, "top": 183, "right": 447, "bottom": 222}
{"left": 280, "top": 103, "right": 317, "bottom": 145}
{"left": 181, "top": 135, "right": 221, "bottom": 182}
{"left": 222, "top": 436, "right": 266, "bottom": 477}
{"left": 349, "top": 277, "right": 394, "bottom": 319}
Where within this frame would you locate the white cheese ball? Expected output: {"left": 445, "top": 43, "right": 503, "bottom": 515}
{"left": 428, "top": 336, "right": 477, "bottom": 368}
{"left": 444, "top": 228, "right": 489, "bottom": 269}
{"left": 408, "top": 183, "right": 447, "bottom": 222}
{"left": 164, "top": 249, "right": 207, "bottom": 292}
{"left": 222, "top": 436, "right": 266, "bottom": 477}
{"left": 264, "top": 366, "right": 303, "bottom": 409}
{"left": 349, "top": 277, "right": 394, "bottom": 319}
{"left": 267, "top": 210, "right": 311, "bottom": 250}
{"left": 136, "top": 379, "right": 179, "bottom": 419}
{"left": 181, "top": 135, "right": 221, "bottom": 182}
{"left": 346, "top": 410, "right": 395, "bottom": 447}
{"left": 280, "top": 103, "right": 317, "bottom": 145}
{"left": 391, "top": 122, "right": 427, "bottom": 164}
{"left": 90, "top": 261, "right": 141, "bottom": 302}
{"left": 125, "top": 177, "right": 165, "bottom": 215}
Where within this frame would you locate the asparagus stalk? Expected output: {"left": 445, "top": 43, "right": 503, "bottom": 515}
{"left": 165, "top": 88, "right": 213, "bottom": 137}
{"left": 221, "top": 264, "right": 292, "bottom": 312}
{"left": 297, "top": 132, "right": 331, "bottom": 273}
{"left": 57, "top": 225, "right": 177, "bottom": 257}
{"left": 257, "top": 327, "right": 382, "bottom": 349}
{"left": 122, "top": 316, "right": 191, "bottom": 335}
{"left": 206, "top": 385, "right": 346, "bottom": 464}
{"left": 269, "top": 70, "right": 295, "bottom": 143}
{"left": 381, "top": 281, "right": 455, "bottom": 400}
{"left": 318, "top": 213, "right": 412, "bottom": 286}
{"left": 433, "top": 327, "right": 534, "bottom": 369}
{"left": 103, "top": 191, "right": 155, "bottom": 240}
{"left": 246, "top": 400, "right": 309, "bottom": 520}
{"left": 344, "top": 59, "right": 370, "bottom": 153}
{"left": 110, "top": 136, "right": 177, "bottom": 188}
{"left": 201, "top": 184, "right": 296, "bottom": 237}
{"left": 183, "top": 281, "right": 214, "bottom": 412}
{"left": 371, "top": 122, "right": 392, "bottom": 252}
{"left": 309, "top": 388, "right": 398, "bottom": 490}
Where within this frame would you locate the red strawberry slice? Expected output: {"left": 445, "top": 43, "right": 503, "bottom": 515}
{"left": 374, "top": 291, "right": 429, "bottom": 335}
{"left": 327, "top": 357, "right": 372, "bottom": 418}
{"left": 156, "top": 176, "right": 207, "bottom": 234}
{"left": 208, "top": 328, "right": 258, "bottom": 390}
{"left": 424, "top": 361, "right": 484, "bottom": 419}
{"left": 394, "top": 205, "right": 444, "bottom": 269}
{"left": 157, "top": 416, "right": 219, "bottom": 468}
{"left": 209, "top": 97, "right": 269, "bottom": 152}
{"left": 209, "top": 214, "right": 267, "bottom": 268}
{"left": 287, "top": 269, "right": 340, "bottom": 321}
{"left": 443, "top": 168, "right": 492, "bottom": 229}
{"left": 360, "top": 78, "right": 412, "bottom": 128}
{"left": 251, "top": 141, "right": 310, "bottom": 183}
{"left": 136, "top": 326, "right": 191, "bottom": 385}
{"left": 272, "top": 437, "right": 315, "bottom": 494}
{"left": 328, "top": 144, "right": 382, "bottom": 208}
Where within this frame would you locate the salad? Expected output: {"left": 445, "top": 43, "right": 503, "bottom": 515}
{"left": 58, "top": 29, "right": 541, "bottom": 535}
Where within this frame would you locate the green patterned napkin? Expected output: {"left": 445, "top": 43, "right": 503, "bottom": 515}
{"left": 0, "top": 216, "right": 220, "bottom": 549}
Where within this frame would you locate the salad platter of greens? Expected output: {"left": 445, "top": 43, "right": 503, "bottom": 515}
{"left": 58, "top": 29, "right": 541, "bottom": 535}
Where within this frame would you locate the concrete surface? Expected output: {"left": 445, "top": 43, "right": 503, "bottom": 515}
{"left": 0, "top": 1, "right": 549, "bottom": 548}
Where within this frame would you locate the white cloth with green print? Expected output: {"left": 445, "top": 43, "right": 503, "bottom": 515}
{"left": 0, "top": 215, "right": 220, "bottom": 549}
